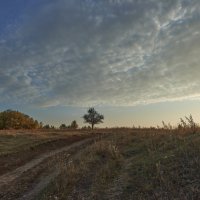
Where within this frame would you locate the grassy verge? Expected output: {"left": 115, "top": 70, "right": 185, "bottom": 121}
{"left": 38, "top": 137, "right": 122, "bottom": 200}
{"left": 119, "top": 131, "right": 200, "bottom": 199}
{"left": 0, "top": 130, "right": 92, "bottom": 175}
{"left": 0, "top": 130, "right": 91, "bottom": 155}
{"left": 38, "top": 130, "right": 200, "bottom": 200}
{"left": 0, "top": 139, "right": 95, "bottom": 200}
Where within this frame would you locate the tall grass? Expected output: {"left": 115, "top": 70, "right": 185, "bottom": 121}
{"left": 39, "top": 138, "right": 122, "bottom": 200}
{"left": 38, "top": 127, "right": 200, "bottom": 200}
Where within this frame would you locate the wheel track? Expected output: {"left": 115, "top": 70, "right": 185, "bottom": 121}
{"left": 0, "top": 137, "right": 98, "bottom": 200}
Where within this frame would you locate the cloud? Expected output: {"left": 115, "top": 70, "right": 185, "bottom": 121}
{"left": 1, "top": 0, "right": 200, "bottom": 107}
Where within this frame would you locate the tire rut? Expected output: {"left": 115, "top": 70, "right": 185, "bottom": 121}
{"left": 19, "top": 170, "right": 59, "bottom": 200}
{"left": 0, "top": 137, "right": 95, "bottom": 199}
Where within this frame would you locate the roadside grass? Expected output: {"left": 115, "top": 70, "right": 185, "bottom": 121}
{"left": 0, "top": 130, "right": 91, "bottom": 155}
{"left": 38, "top": 129, "right": 200, "bottom": 200}
{"left": 0, "top": 130, "right": 93, "bottom": 175}
{"left": 0, "top": 139, "right": 95, "bottom": 200}
{"left": 38, "top": 137, "right": 123, "bottom": 200}
{"left": 120, "top": 131, "right": 200, "bottom": 199}
{"left": 0, "top": 134, "right": 47, "bottom": 155}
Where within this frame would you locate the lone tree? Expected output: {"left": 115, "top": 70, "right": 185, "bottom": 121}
{"left": 83, "top": 108, "right": 104, "bottom": 129}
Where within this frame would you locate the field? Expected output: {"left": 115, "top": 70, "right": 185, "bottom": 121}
{"left": 0, "top": 129, "right": 199, "bottom": 200}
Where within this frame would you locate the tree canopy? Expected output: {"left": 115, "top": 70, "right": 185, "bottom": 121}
{"left": 83, "top": 108, "right": 104, "bottom": 129}
{"left": 71, "top": 120, "right": 78, "bottom": 129}
{"left": 59, "top": 124, "right": 67, "bottom": 129}
{"left": 0, "top": 110, "right": 41, "bottom": 129}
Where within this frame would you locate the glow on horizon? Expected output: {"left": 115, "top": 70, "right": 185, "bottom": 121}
{"left": 12, "top": 99, "right": 200, "bottom": 128}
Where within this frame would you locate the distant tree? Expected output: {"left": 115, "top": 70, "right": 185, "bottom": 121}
{"left": 83, "top": 108, "right": 104, "bottom": 129}
{"left": 0, "top": 110, "right": 40, "bottom": 129}
{"left": 43, "top": 124, "right": 50, "bottom": 129}
{"left": 60, "top": 123, "right": 67, "bottom": 129}
{"left": 81, "top": 126, "right": 91, "bottom": 130}
{"left": 70, "top": 120, "right": 78, "bottom": 129}
{"left": 39, "top": 122, "right": 43, "bottom": 128}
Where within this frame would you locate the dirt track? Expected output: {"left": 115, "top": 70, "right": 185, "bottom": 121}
{"left": 0, "top": 137, "right": 96, "bottom": 200}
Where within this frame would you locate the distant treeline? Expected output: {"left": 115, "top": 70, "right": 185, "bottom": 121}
{"left": 0, "top": 110, "right": 42, "bottom": 129}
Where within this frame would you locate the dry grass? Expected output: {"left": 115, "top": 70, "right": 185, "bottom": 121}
{"left": 0, "top": 128, "right": 199, "bottom": 199}
{"left": 117, "top": 131, "right": 200, "bottom": 200}
{"left": 0, "top": 130, "right": 93, "bottom": 175}
{"left": 38, "top": 137, "right": 122, "bottom": 200}
{"left": 37, "top": 129, "right": 200, "bottom": 200}
{"left": 0, "top": 129, "right": 94, "bottom": 156}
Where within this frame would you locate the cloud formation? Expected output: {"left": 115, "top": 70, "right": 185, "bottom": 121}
{"left": 1, "top": 0, "right": 200, "bottom": 107}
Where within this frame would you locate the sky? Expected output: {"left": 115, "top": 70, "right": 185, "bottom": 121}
{"left": 1, "top": 0, "right": 200, "bottom": 127}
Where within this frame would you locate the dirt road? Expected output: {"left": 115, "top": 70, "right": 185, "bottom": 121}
{"left": 0, "top": 137, "right": 96, "bottom": 200}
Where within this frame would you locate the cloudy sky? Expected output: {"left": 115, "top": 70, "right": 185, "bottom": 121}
{"left": 1, "top": 0, "right": 200, "bottom": 127}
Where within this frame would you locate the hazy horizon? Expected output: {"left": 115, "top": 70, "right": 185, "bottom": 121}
{"left": 1, "top": 0, "right": 200, "bottom": 127}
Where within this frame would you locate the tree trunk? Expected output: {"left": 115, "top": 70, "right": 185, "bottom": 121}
{"left": 92, "top": 123, "right": 94, "bottom": 130}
